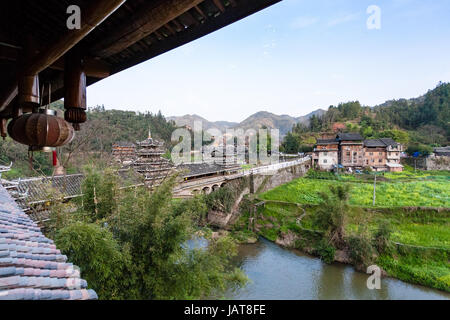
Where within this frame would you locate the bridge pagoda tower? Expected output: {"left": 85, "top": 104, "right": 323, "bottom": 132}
{"left": 132, "top": 130, "right": 174, "bottom": 187}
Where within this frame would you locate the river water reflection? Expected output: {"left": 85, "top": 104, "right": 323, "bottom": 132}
{"left": 225, "top": 238, "right": 449, "bottom": 300}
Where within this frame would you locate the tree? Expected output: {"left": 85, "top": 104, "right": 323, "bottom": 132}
{"left": 312, "top": 184, "right": 351, "bottom": 249}
{"left": 377, "top": 129, "right": 409, "bottom": 145}
{"left": 282, "top": 132, "right": 300, "bottom": 153}
{"left": 55, "top": 222, "right": 133, "bottom": 300}
{"left": 406, "top": 143, "right": 433, "bottom": 156}
{"left": 51, "top": 167, "right": 247, "bottom": 300}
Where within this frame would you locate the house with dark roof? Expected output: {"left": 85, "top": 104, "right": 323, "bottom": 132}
{"left": 434, "top": 146, "right": 450, "bottom": 157}
{"left": 313, "top": 139, "right": 339, "bottom": 170}
{"left": 422, "top": 146, "right": 450, "bottom": 171}
{"left": 336, "top": 133, "right": 365, "bottom": 169}
{"left": 313, "top": 134, "right": 404, "bottom": 171}
{"left": 363, "top": 139, "right": 388, "bottom": 171}
{"left": 363, "top": 139, "right": 404, "bottom": 172}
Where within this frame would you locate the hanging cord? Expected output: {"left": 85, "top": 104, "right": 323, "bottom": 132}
{"left": 28, "top": 150, "right": 33, "bottom": 170}
{"left": 47, "top": 82, "right": 51, "bottom": 110}
{"left": 40, "top": 83, "right": 45, "bottom": 108}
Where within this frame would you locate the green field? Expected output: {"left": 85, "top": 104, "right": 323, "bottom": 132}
{"left": 251, "top": 170, "right": 450, "bottom": 291}
{"left": 260, "top": 176, "right": 450, "bottom": 208}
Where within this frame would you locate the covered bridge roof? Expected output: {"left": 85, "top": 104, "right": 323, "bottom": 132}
{"left": 0, "top": 0, "right": 281, "bottom": 117}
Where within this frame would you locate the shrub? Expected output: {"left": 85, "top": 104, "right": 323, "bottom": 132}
{"left": 55, "top": 222, "right": 132, "bottom": 300}
{"left": 314, "top": 240, "right": 336, "bottom": 264}
{"left": 374, "top": 220, "right": 393, "bottom": 254}
{"left": 348, "top": 233, "right": 376, "bottom": 268}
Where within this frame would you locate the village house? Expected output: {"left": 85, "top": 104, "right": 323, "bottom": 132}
{"left": 336, "top": 133, "right": 365, "bottom": 169}
{"left": 313, "top": 134, "right": 404, "bottom": 172}
{"left": 312, "top": 139, "right": 339, "bottom": 170}
{"left": 363, "top": 139, "right": 388, "bottom": 171}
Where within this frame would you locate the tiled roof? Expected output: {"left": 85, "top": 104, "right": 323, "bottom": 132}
{"left": 178, "top": 163, "right": 228, "bottom": 178}
{"left": 337, "top": 133, "right": 364, "bottom": 141}
{"left": 364, "top": 138, "right": 399, "bottom": 148}
{"left": 364, "top": 139, "right": 387, "bottom": 147}
{"left": 0, "top": 185, "right": 97, "bottom": 300}
{"left": 379, "top": 138, "right": 399, "bottom": 147}
{"left": 316, "top": 139, "right": 339, "bottom": 145}
{"left": 434, "top": 146, "right": 450, "bottom": 156}
{"left": 112, "top": 142, "right": 136, "bottom": 148}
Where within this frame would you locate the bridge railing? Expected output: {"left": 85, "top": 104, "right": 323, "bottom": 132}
{"left": 242, "top": 156, "right": 311, "bottom": 176}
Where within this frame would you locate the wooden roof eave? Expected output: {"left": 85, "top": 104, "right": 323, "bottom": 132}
{"left": 0, "top": 0, "right": 282, "bottom": 116}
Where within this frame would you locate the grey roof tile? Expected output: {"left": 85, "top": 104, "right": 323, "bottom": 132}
{"left": 0, "top": 185, "right": 97, "bottom": 300}
{"left": 337, "top": 133, "right": 364, "bottom": 141}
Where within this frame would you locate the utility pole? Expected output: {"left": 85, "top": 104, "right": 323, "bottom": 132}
{"left": 373, "top": 173, "right": 377, "bottom": 206}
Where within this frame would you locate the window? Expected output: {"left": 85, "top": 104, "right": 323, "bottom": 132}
{"left": 379, "top": 159, "right": 382, "bottom": 163}
{"left": 379, "top": 152, "right": 382, "bottom": 156}
{"left": 346, "top": 152, "right": 350, "bottom": 156}
{"left": 371, "top": 159, "right": 375, "bottom": 163}
{"left": 323, "top": 152, "right": 328, "bottom": 156}
{"left": 323, "top": 159, "right": 328, "bottom": 164}
{"left": 370, "top": 152, "right": 373, "bottom": 156}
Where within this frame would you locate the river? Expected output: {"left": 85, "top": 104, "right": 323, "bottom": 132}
{"left": 224, "top": 238, "right": 450, "bottom": 300}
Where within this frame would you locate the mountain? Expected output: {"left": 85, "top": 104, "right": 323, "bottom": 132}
{"left": 297, "top": 109, "right": 327, "bottom": 123}
{"left": 235, "top": 109, "right": 326, "bottom": 136}
{"left": 283, "top": 82, "right": 450, "bottom": 151}
{"left": 168, "top": 109, "right": 326, "bottom": 137}
{"left": 376, "top": 95, "right": 426, "bottom": 109}
{"left": 167, "top": 114, "right": 238, "bottom": 131}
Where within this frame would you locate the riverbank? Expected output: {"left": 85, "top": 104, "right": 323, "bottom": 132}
{"left": 225, "top": 238, "right": 450, "bottom": 300}
{"left": 229, "top": 170, "right": 450, "bottom": 293}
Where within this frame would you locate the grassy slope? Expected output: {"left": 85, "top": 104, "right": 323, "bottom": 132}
{"left": 260, "top": 173, "right": 450, "bottom": 208}
{"left": 250, "top": 170, "right": 450, "bottom": 291}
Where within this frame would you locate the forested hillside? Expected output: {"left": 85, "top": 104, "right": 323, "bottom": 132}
{"left": 0, "top": 104, "right": 178, "bottom": 179}
{"left": 281, "top": 82, "right": 450, "bottom": 154}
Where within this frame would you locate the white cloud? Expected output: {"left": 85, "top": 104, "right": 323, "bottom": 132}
{"left": 327, "top": 12, "right": 361, "bottom": 27}
{"left": 291, "top": 16, "right": 319, "bottom": 29}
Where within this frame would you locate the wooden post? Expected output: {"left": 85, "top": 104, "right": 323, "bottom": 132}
{"left": 249, "top": 172, "right": 254, "bottom": 194}
{"left": 0, "top": 0, "right": 126, "bottom": 112}
{"left": 64, "top": 49, "right": 87, "bottom": 131}
{"left": 372, "top": 173, "right": 377, "bottom": 206}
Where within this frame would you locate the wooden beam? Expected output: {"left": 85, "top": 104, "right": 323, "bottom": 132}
{"left": 1, "top": 46, "right": 110, "bottom": 78}
{"left": 183, "top": 11, "right": 200, "bottom": 27}
{"left": 154, "top": 30, "right": 164, "bottom": 41}
{"left": 172, "top": 18, "right": 184, "bottom": 32}
{"left": 51, "top": 57, "right": 110, "bottom": 78}
{"left": 164, "top": 23, "right": 176, "bottom": 36}
{"left": 194, "top": 5, "right": 207, "bottom": 20}
{"left": 90, "top": 0, "right": 204, "bottom": 58}
{"left": 111, "top": 0, "right": 282, "bottom": 75}
{"left": 27, "top": 0, "right": 125, "bottom": 75}
{"left": 213, "top": 0, "right": 226, "bottom": 13}
{"left": 0, "top": 0, "right": 125, "bottom": 112}
{"left": 0, "top": 45, "right": 18, "bottom": 62}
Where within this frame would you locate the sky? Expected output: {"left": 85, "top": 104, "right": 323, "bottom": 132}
{"left": 87, "top": 0, "right": 450, "bottom": 123}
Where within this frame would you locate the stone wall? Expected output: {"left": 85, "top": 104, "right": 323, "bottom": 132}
{"left": 402, "top": 156, "right": 450, "bottom": 171}
{"left": 207, "top": 161, "right": 311, "bottom": 228}
{"left": 250, "top": 162, "right": 310, "bottom": 194}
{"left": 425, "top": 156, "right": 450, "bottom": 171}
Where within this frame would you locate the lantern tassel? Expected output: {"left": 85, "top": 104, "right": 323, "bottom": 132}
{"left": 52, "top": 150, "right": 57, "bottom": 166}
